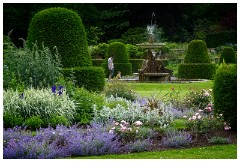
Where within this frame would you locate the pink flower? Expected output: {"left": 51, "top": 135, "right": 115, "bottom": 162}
{"left": 205, "top": 107, "right": 212, "bottom": 112}
{"left": 224, "top": 126, "right": 231, "bottom": 130}
{"left": 120, "top": 127, "right": 127, "bottom": 132}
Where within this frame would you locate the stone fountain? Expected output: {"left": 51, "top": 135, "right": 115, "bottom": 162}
{"left": 136, "top": 12, "right": 172, "bottom": 82}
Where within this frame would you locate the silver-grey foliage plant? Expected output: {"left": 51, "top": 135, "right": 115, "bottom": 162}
{"left": 3, "top": 88, "right": 76, "bottom": 121}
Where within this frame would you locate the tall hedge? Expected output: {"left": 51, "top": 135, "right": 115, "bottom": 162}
{"left": 103, "top": 42, "right": 132, "bottom": 77}
{"left": 27, "top": 7, "right": 92, "bottom": 68}
{"left": 178, "top": 40, "right": 215, "bottom": 79}
{"left": 219, "top": 47, "right": 236, "bottom": 64}
{"left": 213, "top": 64, "right": 237, "bottom": 131}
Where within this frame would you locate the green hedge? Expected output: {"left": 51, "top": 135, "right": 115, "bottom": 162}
{"left": 219, "top": 47, "right": 236, "bottom": 64}
{"left": 178, "top": 63, "right": 216, "bottom": 79}
{"left": 62, "top": 67, "right": 105, "bottom": 92}
{"left": 206, "top": 31, "right": 237, "bottom": 48}
{"left": 102, "top": 63, "right": 132, "bottom": 77}
{"left": 27, "top": 7, "right": 92, "bottom": 68}
{"left": 213, "top": 64, "right": 237, "bottom": 131}
{"left": 92, "top": 59, "right": 105, "bottom": 67}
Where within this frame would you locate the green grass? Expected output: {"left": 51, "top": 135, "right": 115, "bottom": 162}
{"left": 77, "top": 144, "right": 237, "bottom": 159}
{"left": 128, "top": 80, "right": 213, "bottom": 98}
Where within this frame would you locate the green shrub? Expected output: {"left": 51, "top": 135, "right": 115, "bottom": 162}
{"left": 3, "top": 112, "right": 24, "bottom": 128}
{"left": 213, "top": 64, "right": 237, "bottom": 130}
{"left": 121, "top": 27, "right": 146, "bottom": 44}
{"left": 178, "top": 63, "right": 215, "bottom": 79}
{"left": 62, "top": 67, "right": 105, "bottom": 92}
{"left": 184, "top": 40, "right": 210, "bottom": 63}
{"left": 90, "top": 43, "right": 109, "bottom": 59}
{"left": 219, "top": 47, "right": 236, "bottom": 64}
{"left": 126, "top": 44, "right": 144, "bottom": 59}
{"left": 208, "top": 136, "right": 230, "bottom": 144}
{"left": 104, "top": 79, "right": 137, "bottom": 101}
{"left": 49, "top": 115, "right": 70, "bottom": 128}
{"left": 27, "top": 7, "right": 91, "bottom": 68}
{"left": 25, "top": 116, "right": 44, "bottom": 130}
{"left": 71, "top": 87, "right": 105, "bottom": 124}
{"left": 3, "top": 40, "right": 62, "bottom": 89}
{"left": 3, "top": 88, "right": 76, "bottom": 122}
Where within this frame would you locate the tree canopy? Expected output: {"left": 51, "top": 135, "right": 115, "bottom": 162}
{"left": 3, "top": 3, "right": 237, "bottom": 47}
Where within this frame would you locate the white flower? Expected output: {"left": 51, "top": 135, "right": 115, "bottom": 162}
{"left": 197, "top": 115, "right": 201, "bottom": 119}
{"left": 134, "top": 121, "right": 143, "bottom": 126}
{"left": 109, "top": 129, "right": 115, "bottom": 134}
{"left": 192, "top": 116, "right": 197, "bottom": 120}
{"left": 199, "top": 109, "right": 203, "bottom": 112}
{"left": 114, "top": 122, "right": 119, "bottom": 126}
{"left": 183, "top": 115, "right": 188, "bottom": 119}
{"left": 188, "top": 117, "right": 192, "bottom": 121}
{"left": 195, "top": 113, "right": 199, "bottom": 116}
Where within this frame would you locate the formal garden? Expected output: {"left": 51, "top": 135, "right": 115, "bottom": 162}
{"left": 3, "top": 5, "right": 237, "bottom": 159}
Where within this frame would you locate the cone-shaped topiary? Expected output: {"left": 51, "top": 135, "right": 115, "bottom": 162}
{"left": 219, "top": 46, "right": 236, "bottom": 64}
{"left": 27, "top": 7, "right": 92, "bottom": 68}
{"left": 184, "top": 40, "right": 210, "bottom": 63}
{"left": 213, "top": 64, "right": 237, "bottom": 130}
{"left": 178, "top": 39, "right": 215, "bottom": 79}
{"left": 103, "top": 42, "right": 132, "bottom": 77}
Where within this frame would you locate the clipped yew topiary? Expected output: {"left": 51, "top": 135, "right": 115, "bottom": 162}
{"left": 184, "top": 40, "right": 210, "bottom": 63}
{"left": 103, "top": 42, "right": 132, "bottom": 77}
{"left": 219, "top": 47, "right": 236, "bottom": 64}
{"left": 213, "top": 64, "right": 237, "bottom": 131}
{"left": 27, "top": 7, "right": 92, "bottom": 68}
{"left": 178, "top": 40, "right": 215, "bottom": 79}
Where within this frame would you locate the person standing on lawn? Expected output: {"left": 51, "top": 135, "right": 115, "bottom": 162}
{"left": 108, "top": 55, "right": 114, "bottom": 80}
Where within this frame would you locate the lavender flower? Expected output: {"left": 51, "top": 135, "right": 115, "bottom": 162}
{"left": 51, "top": 85, "right": 56, "bottom": 94}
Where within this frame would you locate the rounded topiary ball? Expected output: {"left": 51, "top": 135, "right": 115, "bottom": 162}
{"left": 219, "top": 47, "right": 236, "bottom": 64}
{"left": 27, "top": 7, "right": 92, "bottom": 68}
{"left": 184, "top": 40, "right": 210, "bottom": 63}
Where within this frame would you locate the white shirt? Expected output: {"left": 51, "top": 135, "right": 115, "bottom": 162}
{"left": 108, "top": 57, "right": 114, "bottom": 70}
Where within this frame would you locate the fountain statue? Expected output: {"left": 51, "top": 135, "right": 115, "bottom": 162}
{"left": 137, "top": 12, "right": 172, "bottom": 81}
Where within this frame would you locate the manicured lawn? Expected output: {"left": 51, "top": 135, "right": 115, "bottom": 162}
{"left": 127, "top": 80, "right": 214, "bottom": 98}
{"left": 77, "top": 144, "right": 237, "bottom": 159}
